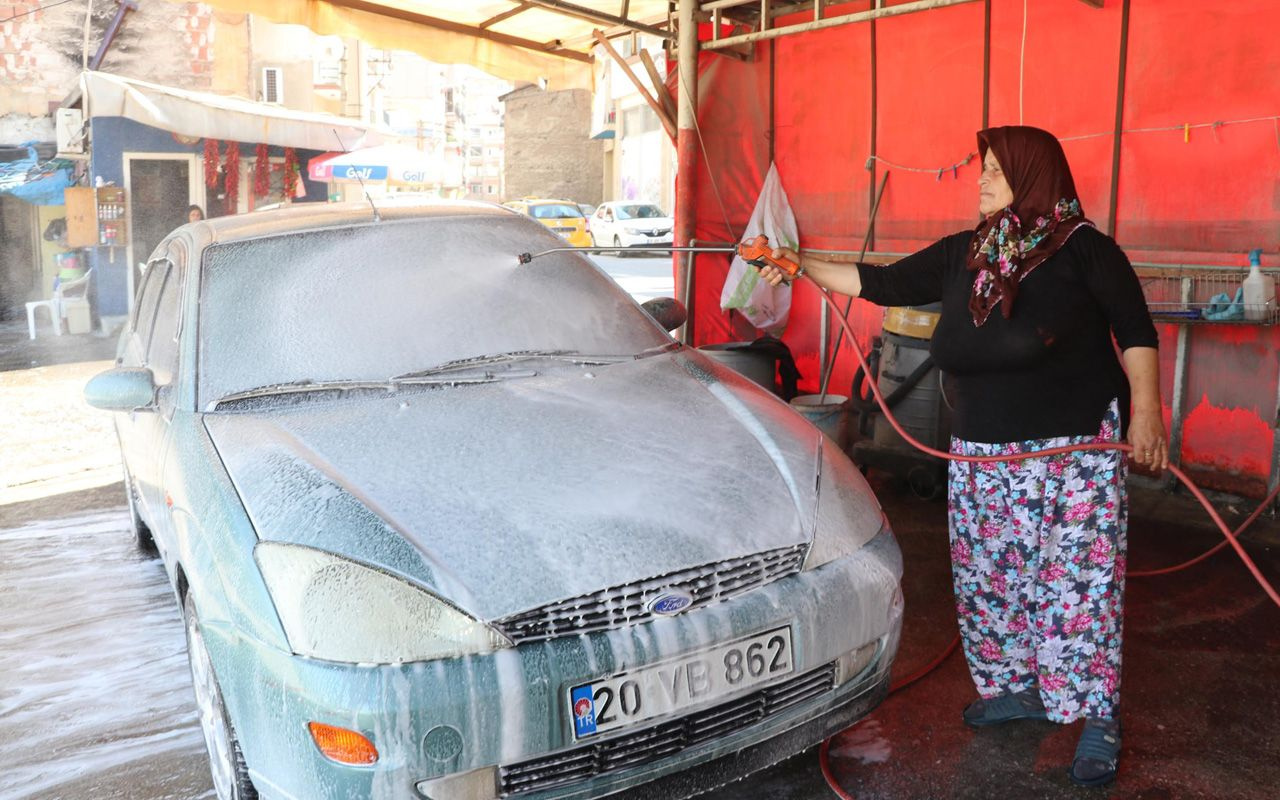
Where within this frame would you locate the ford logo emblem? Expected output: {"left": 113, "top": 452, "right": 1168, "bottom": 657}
{"left": 647, "top": 590, "right": 694, "bottom": 617}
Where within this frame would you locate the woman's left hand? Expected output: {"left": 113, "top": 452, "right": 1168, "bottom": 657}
{"left": 1128, "top": 408, "right": 1168, "bottom": 471}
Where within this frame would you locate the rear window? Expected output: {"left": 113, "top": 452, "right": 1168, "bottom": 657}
{"left": 529, "top": 204, "right": 582, "bottom": 220}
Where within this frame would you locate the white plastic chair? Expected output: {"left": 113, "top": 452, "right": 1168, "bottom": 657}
{"left": 25, "top": 268, "right": 94, "bottom": 340}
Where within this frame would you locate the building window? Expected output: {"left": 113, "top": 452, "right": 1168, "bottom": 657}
{"left": 314, "top": 60, "right": 341, "bottom": 86}
{"left": 623, "top": 105, "right": 660, "bottom": 136}
{"left": 486, "top": 185, "right": 496, "bottom": 195}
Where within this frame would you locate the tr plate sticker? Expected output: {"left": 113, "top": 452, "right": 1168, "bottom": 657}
{"left": 570, "top": 684, "right": 597, "bottom": 737}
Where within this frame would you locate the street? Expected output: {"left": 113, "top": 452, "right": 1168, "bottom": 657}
{"left": 586, "top": 251, "right": 677, "bottom": 304}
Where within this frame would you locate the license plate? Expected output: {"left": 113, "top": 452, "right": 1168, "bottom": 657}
{"left": 648, "top": 236, "right": 670, "bottom": 244}
{"left": 567, "top": 627, "right": 793, "bottom": 739}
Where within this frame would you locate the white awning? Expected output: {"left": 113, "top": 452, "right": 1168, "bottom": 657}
{"left": 175, "top": 1, "right": 675, "bottom": 91}
{"left": 75, "top": 71, "right": 393, "bottom": 151}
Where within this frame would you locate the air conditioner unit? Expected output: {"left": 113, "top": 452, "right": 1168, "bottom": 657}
{"left": 262, "top": 67, "right": 284, "bottom": 104}
{"left": 55, "top": 108, "right": 86, "bottom": 155}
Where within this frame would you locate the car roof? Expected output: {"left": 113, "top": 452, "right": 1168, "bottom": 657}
{"left": 188, "top": 200, "right": 515, "bottom": 246}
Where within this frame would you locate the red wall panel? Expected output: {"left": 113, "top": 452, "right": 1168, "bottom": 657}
{"left": 1119, "top": 0, "right": 1280, "bottom": 255}
{"left": 683, "top": 0, "right": 1280, "bottom": 494}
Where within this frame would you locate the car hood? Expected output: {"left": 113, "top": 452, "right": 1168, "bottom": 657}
{"left": 204, "top": 352, "right": 824, "bottom": 621}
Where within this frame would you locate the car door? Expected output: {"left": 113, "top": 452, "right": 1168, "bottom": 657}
{"left": 116, "top": 253, "right": 169, "bottom": 504}
{"left": 595, "top": 206, "right": 615, "bottom": 243}
{"left": 133, "top": 241, "right": 187, "bottom": 530}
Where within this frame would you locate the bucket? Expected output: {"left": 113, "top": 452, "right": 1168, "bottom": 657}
{"left": 56, "top": 251, "right": 84, "bottom": 281}
{"left": 791, "top": 393, "right": 849, "bottom": 448}
{"left": 698, "top": 343, "right": 777, "bottom": 394}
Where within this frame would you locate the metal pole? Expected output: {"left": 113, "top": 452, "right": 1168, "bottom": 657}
{"left": 675, "top": 0, "right": 699, "bottom": 343}
{"left": 1106, "top": 0, "right": 1131, "bottom": 237}
{"left": 818, "top": 171, "right": 889, "bottom": 399}
{"left": 682, "top": 248, "right": 696, "bottom": 344}
{"left": 1165, "top": 276, "right": 1191, "bottom": 491}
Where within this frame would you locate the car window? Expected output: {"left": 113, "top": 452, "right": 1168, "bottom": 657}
{"left": 197, "top": 216, "right": 671, "bottom": 407}
{"left": 529, "top": 204, "right": 582, "bottom": 220}
{"left": 147, "top": 254, "right": 185, "bottom": 391}
{"left": 132, "top": 259, "right": 168, "bottom": 340}
{"left": 616, "top": 205, "right": 666, "bottom": 220}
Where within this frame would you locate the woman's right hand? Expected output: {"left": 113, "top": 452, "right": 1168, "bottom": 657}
{"left": 758, "top": 247, "right": 801, "bottom": 286}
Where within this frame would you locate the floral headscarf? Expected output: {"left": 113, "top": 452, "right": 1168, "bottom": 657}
{"left": 967, "top": 126, "right": 1094, "bottom": 326}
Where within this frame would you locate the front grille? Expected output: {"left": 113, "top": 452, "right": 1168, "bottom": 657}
{"left": 494, "top": 545, "right": 807, "bottom": 645}
{"left": 499, "top": 663, "right": 836, "bottom": 796}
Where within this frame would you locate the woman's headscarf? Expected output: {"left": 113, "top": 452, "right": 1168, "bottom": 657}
{"left": 967, "top": 126, "right": 1093, "bottom": 326}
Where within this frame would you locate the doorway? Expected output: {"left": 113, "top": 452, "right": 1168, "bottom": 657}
{"left": 125, "top": 155, "right": 200, "bottom": 311}
{"left": 0, "top": 195, "right": 38, "bottom": 321}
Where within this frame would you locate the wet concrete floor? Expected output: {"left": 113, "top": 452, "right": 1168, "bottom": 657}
{"left": 2, "top": 473, "right": 1276, "bottom": 800}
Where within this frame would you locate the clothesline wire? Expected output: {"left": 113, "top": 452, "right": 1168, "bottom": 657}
{"left": 870, "top": 114, "right": 1280, "bottom": 175}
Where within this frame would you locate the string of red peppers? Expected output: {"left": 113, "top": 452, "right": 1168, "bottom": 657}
{"left": 203, "top": 139, "right": 221, "bottom": 188}
{"left": 223, "top": 143, "right": 240, "bottom": 204}
{"left": 253, "top": 143, "right": 270, "bottom": 198}
{"left": 283, "top": 147, "right": 299, "bottom": 198}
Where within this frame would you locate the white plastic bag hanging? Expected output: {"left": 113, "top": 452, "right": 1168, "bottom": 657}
{"left": 720, "top": 162, "right": 799, "bottom": 336}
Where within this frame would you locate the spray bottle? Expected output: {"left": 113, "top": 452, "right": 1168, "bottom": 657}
{"left": 1243, "top": 249, "right": 1274, "bottom": 322}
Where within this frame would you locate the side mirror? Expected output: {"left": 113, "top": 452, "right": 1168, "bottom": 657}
{"left": 641, "top": 297, "right": 687, "bottom": 332}
{"left": 85, "top": 367, "right": 157, "bottom": 412}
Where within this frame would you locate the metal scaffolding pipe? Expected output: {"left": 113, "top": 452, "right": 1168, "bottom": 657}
{"left": 675, "top": 0, "right": 700, "bottom": 343}
{"left": 521, "top": 0, "right": 673, "bottom": 38}
{"left": 701, "top": 0, "right": 981, "bottom": 50}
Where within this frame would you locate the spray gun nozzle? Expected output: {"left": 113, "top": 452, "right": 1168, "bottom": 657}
{"left": 517, "top": 252, "right": 533, "bottom": 265}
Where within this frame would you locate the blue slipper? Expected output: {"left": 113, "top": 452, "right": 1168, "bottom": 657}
{"left": 1069, "top": 717, "right": 1121, "bottom": 787}
{"left": 962, "top": 690, "right": 1048, "bottom": 727}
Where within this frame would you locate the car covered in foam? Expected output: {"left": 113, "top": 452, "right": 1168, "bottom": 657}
{"left": 86, "top": 201, "right": 903, "bottom": 800}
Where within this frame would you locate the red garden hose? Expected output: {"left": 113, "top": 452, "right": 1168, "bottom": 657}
{"left": 806, "top": 283, "right": 1280, "bottom": 798}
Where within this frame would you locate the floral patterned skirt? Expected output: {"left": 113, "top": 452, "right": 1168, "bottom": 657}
{"left": 948, "top": 400, "right": 1127, "bottom": 723}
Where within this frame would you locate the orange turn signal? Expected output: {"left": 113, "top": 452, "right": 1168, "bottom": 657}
{"left": 308, "top": 721, "right": 379, "bottom": 765}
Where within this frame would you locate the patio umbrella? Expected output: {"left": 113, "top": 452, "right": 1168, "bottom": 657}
{"left": 307, "top": 144, "right": 461, "bottom": 189}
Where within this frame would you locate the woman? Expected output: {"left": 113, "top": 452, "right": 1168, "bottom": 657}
{"left": 187, "top": 205, "right": 205, "bottom": 223}
{"left": 760, "top": 126, "right": 1165, "bottom": 787}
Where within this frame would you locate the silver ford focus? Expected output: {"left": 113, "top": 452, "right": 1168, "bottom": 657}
{"left": 86, "top": 202, "right": 903, "bottom": 800}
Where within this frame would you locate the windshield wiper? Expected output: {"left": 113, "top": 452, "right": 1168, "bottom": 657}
{"left": 392, "top": 350, "right": 584, "bottom": 380}
{"left": 633, "top": 341, "right": 682, "bottom": 359}
{"left": 210, "top": 374, "right": 508, "bottom": 409}
{"left": 392, "top": 344, "right": 680, "bottom": 383}
{"left": 210, "top": 379, "right": 398, "bottom": 408}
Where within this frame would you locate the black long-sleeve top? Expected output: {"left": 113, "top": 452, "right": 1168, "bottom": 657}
{"left": 856, "top": 225, "right": 1159, "bottom": 444}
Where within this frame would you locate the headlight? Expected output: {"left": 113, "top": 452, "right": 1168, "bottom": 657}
{"left": 804, "top": 438, "right": 887, "bottom": 570}
{"left": 255, "top": 542, "right": 511, "bottom": 664}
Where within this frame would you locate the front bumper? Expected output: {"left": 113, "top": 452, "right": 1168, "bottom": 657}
{"left": 203, "top": 531, "right": 902, "bottom": 800}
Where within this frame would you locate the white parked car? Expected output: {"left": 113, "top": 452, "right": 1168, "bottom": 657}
{"left": 589, "top": 202, "right": 674, "bottom": 251}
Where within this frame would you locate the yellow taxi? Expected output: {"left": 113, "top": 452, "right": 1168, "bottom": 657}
{"left": 503, "top": 197, "right": 592, "bottom": 247}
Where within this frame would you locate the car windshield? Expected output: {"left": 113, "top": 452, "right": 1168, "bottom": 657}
{"left": 615, "top": 204, "right": 666, "bottom": 220}
{"left": 529, "top": 203, "right": 582, "bottom": 220}
{"left": 197, "top": 216, "right": 670, "bottom": 408}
